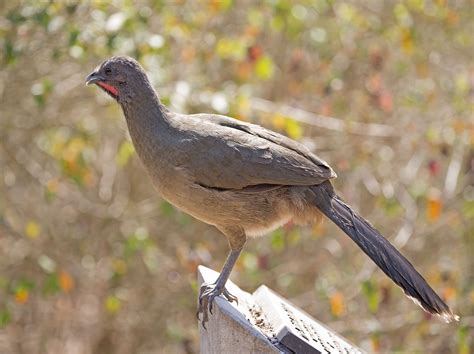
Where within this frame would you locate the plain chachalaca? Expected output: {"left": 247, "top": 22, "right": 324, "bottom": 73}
{"left": 86, "top": 56, "right": 458, "bottom": 327}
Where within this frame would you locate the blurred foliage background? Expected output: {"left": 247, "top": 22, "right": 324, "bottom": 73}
{"left": 0, "top": 0, "right": 473, "bottom": 353}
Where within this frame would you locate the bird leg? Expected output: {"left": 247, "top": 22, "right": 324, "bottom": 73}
{"left": 198, "top": 228, "right": 245, "bottom": 328}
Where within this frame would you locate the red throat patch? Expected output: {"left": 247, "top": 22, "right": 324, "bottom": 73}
{"left": 97, "top": 82, "right": 119, "bottom": 97}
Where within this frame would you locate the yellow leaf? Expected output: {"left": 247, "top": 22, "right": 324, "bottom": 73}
{"left": 285, "top": 118, "right": 302, "bottom": 140}
{"left": 336, "top": 3, "right": 356, "bottom": 22}
{"left": 330, "top": 291, "right": 345, "bottom": 317}
{"left": 113, "top": 259, "right": 127, "bottom": 275}
{"left": 46, "top": 178, "right": 59, "bottom": 194}
{"left": 59, "top": 271, "right": 74, "bottom": 293}
{"left": 216, "top": 37, "right": 245, "bottom": 60}
{"left": 401, "top": 29, "right": 414, "bottom": 55}
{"left": 15, "top": 288, "right": 29, "bottom": 304}
{"left": 25, "top": 221, "right": 40, "bottom": 239}
{"left": 209, "top": 0, "right": 232, "bottom": 11}
{"left": 255, "top": 56, "right": 275, "bottom": 80}
{"left": 63, "top": 137, "right": 85, "bottom": 164}
{"left": 311, "top": 222, "right": 325, "bottom": 239}
{"left": 105, "top": 295, "right": 121, "bottom": 314}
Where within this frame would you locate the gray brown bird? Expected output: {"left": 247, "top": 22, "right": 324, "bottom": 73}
{"left": 86, "top": 56, "right": 458, "bottom": 327}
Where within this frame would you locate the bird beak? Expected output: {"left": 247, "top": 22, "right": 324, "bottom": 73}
{"left": 85, "top": 71, "right": 104, "bottom": 85}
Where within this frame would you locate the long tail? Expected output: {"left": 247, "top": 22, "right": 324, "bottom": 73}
{"left": 311, "top": 181, "right": 458, "bottom": 322}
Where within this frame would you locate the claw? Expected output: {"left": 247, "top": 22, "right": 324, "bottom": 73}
{"left": 197, "top": 282, "right": 239, "bottom": 328}
{"left": 222, "top": 288, "right": 238, "bottom": 304}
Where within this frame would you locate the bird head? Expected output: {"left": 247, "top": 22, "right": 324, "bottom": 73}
{"left": 85, "top": 56, "right": 147, "bottom": 102}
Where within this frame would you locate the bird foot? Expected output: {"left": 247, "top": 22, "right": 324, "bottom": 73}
{"left": 197, "top": 282, "right": 238, "bottom": 329}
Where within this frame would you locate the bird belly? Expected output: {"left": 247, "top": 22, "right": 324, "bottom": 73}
{"left": 156, "top": 178, "right": 296, "bottom": 237}
{"left": 244, "top": 214, "right": 292, "bottom": 237}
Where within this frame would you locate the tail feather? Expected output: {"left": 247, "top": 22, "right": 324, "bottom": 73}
{"left": 312, "top": 182, "right": 458, "bottom": 323}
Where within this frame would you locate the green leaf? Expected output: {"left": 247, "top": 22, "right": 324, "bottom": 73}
{"left": 160, "top": 201, "right": 175, "bottom": 216}
{"left": 270, "top": 229, "right": 285, "bottom": 252}
{"left": 380, "top": 197, "right": 403, "bottom": 217}
{"left": 0, "top": 309, "right": 11, "bottom": 328}
{"left": 6, "top": 9, "right": 26, "bottom": 24}
{"left": 43, "top": 273, "right": 60, "bottom": 295}
{"left": 124, "top": 229, "right": 151, "bottom": 257}
{"left": 116, "top": 141, "right": 135, "bottom": 167}
{"left": 15, "top": 279, "right": 35, "bottom": 292}
{"left": 68, "top": 27, "right": 80, "bottom": 47}
{"left": 458, "top": 325, "right": 470, "bottom": 354}
{"left": 31, "top": 79, "right": 53, "bottom": 108}
{"left": 362, "top": 280, "right": 380, "bottom": 313}
{"left": 4, "top": 39, "right": 17, "bottom": 65}
{"left": 462, "top": 200, "right": 474, "bottom": 219}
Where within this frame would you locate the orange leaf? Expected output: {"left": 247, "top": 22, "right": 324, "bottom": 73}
{"left": 426, "top": 190, "right": 442, "bottom": 222}
{"left": 236, "top": 62, "right": 252, "bottom": 81}
{"left": 247, "top": 45, "right": 263, "bottom": 62}
{"left": 272, "top": 114, "right": 286, "bottom": 131}
{"left": 442, "top": 286, "right": 457, "bottom": 301}
{"left": 15, "top": 288, "right": 29, "bottom": 304}
{"left": 320, "top": 102, "right": 332, "bottom": 116}
{"left": 330, "top": 291, "right": 345, "bottom": 317}
{"left": 59, "top": 271, "right": 74, "bottom": 293}
{"left": 446, "top": 10, "right": 459, "bottom": 26}
{"left": 378, "top": 90, "right": 393, "bottom": 113}
{"left": 452, "top": 119, "right": 465, "bottom": 134}
{"left": 244, "top": 25, "right": 260, "bottom": 38}
{"left": 311, "top": 221, "right": 325, "bottom": 238}
{"left": 371, "top": 333, "right": 381, "bottom": 352}
{"left": 181, "top": 47, "right": 196, "bottom": 63}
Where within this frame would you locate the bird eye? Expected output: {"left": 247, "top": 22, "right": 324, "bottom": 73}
{"left": 105, "top": 68, "right": 112, "bottom": 76}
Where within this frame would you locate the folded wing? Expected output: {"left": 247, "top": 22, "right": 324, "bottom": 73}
{"left": 171, "top": 113, "right": 336, "bottom": 190}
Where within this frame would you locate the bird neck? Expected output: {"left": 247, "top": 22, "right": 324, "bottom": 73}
{"left": 121, "top": 80, "right": 169, "bottom": 122}
{"left": 119, "top": 83, "right": 172, "bottom": 164}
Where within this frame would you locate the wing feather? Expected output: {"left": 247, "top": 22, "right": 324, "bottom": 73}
{"left": 171, "top": 113, "right": 336, "bottom": 190}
